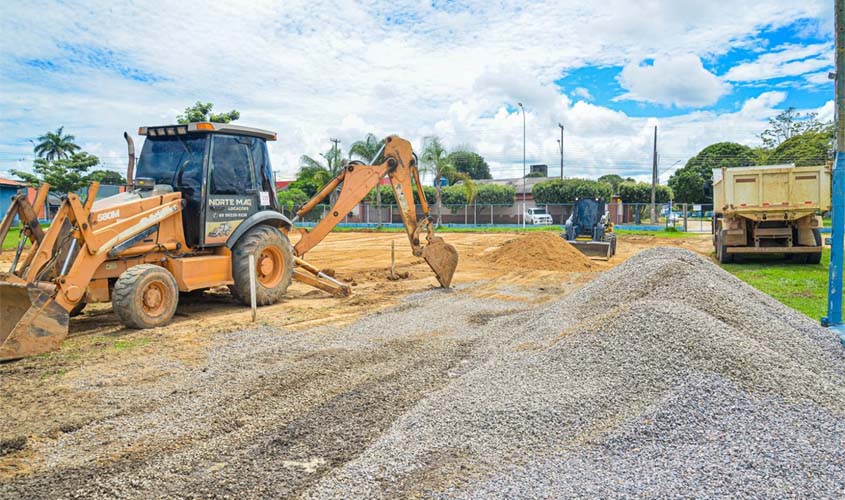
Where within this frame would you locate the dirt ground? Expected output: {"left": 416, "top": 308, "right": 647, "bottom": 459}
{"left": 0, "top": 230, "right": 711, "bottom": 494}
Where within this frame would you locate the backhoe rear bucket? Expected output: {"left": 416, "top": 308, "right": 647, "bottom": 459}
{"left": 0, "top": 274, "right": 69, "bottom": 361}
{"left": 568, "top": 240, "right": 612, "bottom": 260}
{"left": 422, "top": 237, "right": 458, "bottom": 288}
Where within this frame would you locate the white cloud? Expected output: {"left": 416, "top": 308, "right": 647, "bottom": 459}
{"left": 0, "top": 0, "right": 833, "bottom": 182}
{"left": 724, "top": 43, "right": 832, "bottom": 82}
{"left": 572, "top": 87, "right": 592, "bottom": 100}
{"left": 616, "top": 54, "right": 729, "bottom": 107}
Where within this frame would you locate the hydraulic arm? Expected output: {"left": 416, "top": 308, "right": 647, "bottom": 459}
{"left": 290, "top": 135, "right": 458, "bottom": 293}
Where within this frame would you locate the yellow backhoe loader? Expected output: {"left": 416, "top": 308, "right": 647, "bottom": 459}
{"left": 0, "top": 123, "right": 457, "bottom": 361}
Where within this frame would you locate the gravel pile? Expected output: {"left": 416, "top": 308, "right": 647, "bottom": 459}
{"left": 4, "top": 247, "right": 843, "bottom": 499}
{"left": 307, "top": 248, "right": 845, "bottom": 498}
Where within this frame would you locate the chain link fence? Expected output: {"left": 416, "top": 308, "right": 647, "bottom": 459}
{"left": 288, "top": 202, "right": 718, "bottom": 232}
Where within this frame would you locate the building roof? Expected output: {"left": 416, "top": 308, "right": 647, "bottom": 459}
{"left": 0, "top": 176, "right": 25, "bottom": 187}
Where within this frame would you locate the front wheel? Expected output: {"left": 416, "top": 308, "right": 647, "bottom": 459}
{"left": 231, "top": 225, "right": 293, "bottom": 306}
{"left": 113, "top": 264, "right": 179, "bottom": 329}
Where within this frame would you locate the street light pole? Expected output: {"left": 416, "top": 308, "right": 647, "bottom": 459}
{"left": 518, "top": 102, "right": 526, "bottom": 228}
{"left": 558, "top": 123, "right": 564, "bottom": 180}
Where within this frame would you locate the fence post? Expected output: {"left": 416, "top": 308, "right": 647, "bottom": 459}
{"left": 491, "top": 204, "right": 494, "bottom": 225}
{"left": 474, "top": 202, "right": 477, "bottom": 225}
{"left": 465, "top": 204, "right": 468, "bottom": 225}
{"left": 683, "top": 203, "right": 688, "bottom": 232}
{"left": 389, "top": 205, "right": 392, "bottom": 224}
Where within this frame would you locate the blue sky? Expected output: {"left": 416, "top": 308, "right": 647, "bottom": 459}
{"left": 0, "top": 1, "right": 835, "bottom": 182}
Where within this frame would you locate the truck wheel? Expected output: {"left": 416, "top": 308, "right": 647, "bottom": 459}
{"left": 113, "top": 264, "right": 179, "bottom": 329}
{"left": 232, "top": 225, "right": 293, "bottom": 306}
{"left": 716, "top": 232, "right": 733, "bottom": 264}
{"left": 807, "top": 228, "right": 822, "bottom": 264}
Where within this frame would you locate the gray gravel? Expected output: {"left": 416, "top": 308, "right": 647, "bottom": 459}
{"left": 3, "top": 247, "right": 844, "bottom": 499}
{"left": 306, "top": 248, "right": 845, "bottom": 499}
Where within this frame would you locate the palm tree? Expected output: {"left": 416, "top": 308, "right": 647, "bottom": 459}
{"left": 33, "top": 126, "right": 80, "bottom": 161}
{"left": 421, "top": 136, "right": 476, "bottom": 227}
{"left": 350, "top": 133, "right": 386, "bottom": 226}
{"left": 299, "top": 145, "right": 346, "bottom": 204}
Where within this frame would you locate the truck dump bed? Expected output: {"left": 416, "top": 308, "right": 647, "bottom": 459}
{"left": 713, "top": 164, "right": 831, "bottom": 220}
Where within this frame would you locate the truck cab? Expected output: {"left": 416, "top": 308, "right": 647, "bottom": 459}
{"left": 525, "top": 207, "right": 553, "bottom": 225}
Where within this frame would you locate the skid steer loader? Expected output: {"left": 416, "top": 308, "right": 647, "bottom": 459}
{"left": 562, "top": 198, "right": 616, "bottom": 259}
{"left": 0, "top": 123, "right": 458, "bottom": 361}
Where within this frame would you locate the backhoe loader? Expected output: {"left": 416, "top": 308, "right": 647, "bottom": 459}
{"left": 0, "top": 123, "right": 458, "bottom": 361}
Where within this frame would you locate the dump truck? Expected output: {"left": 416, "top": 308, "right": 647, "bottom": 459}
{"left": 712, "top": 163, "right": 830, "bottom": 264}
{"left": 0, "top": 124, "right": 458, "bottom": 361}
{"left": 562, "top": 198, "right": 616, "bottom": 259}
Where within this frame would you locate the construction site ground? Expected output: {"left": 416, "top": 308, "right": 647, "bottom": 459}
{"left": 0, "top": 231, "right": 713, "bottom": 497}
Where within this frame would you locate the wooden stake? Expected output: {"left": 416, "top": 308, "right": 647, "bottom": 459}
{"left": 249, "top": 254, "right": 257, "bottom": 322}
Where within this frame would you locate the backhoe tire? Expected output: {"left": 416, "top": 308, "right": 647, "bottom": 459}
{"left": 113, "top": 264, "right": 179, "bottom": 329}
{"left": 231, "top": 225, "right": 293, "bottom": 306}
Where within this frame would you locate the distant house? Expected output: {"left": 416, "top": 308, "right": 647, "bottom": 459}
{"left": 0, "top": 177, "right": 27, "bottom": 224}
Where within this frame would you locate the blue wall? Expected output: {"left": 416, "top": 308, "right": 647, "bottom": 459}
{"left": 0, "top": 185, "right": 21, "bottom": 225}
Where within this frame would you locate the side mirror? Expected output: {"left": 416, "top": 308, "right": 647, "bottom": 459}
{"left": 702, "top": 182, "right": 713, "bottom": 198}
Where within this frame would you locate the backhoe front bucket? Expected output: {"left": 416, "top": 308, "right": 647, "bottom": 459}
{"left": 568, "top": 240, "right": 612, "bottom": 260}
{"left": 0, "top": 274, "right": 69, "bottom": 361}
{"left": 422, "top": 237, "right": 458, "bottom": 288}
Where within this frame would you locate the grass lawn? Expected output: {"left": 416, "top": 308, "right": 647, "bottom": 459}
{"left": 722, "top": 249, "right": 833, "bottom": 321}
{"left": 1, "top": 223, "right": 50, "bottom": 250}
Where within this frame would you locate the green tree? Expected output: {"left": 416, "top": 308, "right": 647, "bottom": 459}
{"left": 421, "top": 137, "right": 476, "bottom": 226}
{"left": 667, "top": 169, "right": 708, "bottom": 204}
{"left": 532, "top": 178, "right": 612, "bottom": 204}
{"left": 177, "top": 101, "right": 241, "bottom": 124}
{"left": 33, "top": 126, "right": 80, "bottom": 161}
{"left": 350, "top": 133, "right": 387, "bottom": 225}
{"left": 86, "top": 169, "right": 126, "bottom": 185}
{"left": 446, "top": 150, "right": 492, "bottom": 180}
{"left": 759, "top": 107, "right": 826, "bottom": 148}
{"left": 349, "top": 133, "right": 385, "bottom": 163}
{"left": 597, "top": 174, "right": 624, "bottom": 194}
{"left": 276, "top": 187, "right": 310, "bottom": 213}
{"left": 767, "top": 127, "right": 833, "bottom": 167}
{"left": 12, "top": 152, "right": 100, "bottom": 194}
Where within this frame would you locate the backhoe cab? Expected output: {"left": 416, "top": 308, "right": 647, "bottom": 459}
{"left": 0, "top": 123, "right": 457, "bottom": 361}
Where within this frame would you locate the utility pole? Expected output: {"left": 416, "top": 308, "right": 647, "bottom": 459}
{"left": 650, "top": 125, "right": 658, "bottom": 223}
{"left": 518, "top": 102, "right": 526, "bottom": 228}
{"left": 824, "top": 0, "right": 845, "bottom": 345}
{"left": 558, "top": 123, "right": 564, "bottom": 180}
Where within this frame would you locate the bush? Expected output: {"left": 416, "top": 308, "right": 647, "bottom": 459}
{"left": 616, "top": 181, "right": 672, "bottom": 204}
{"left": 367, "top": 184, "right": 436, "bottom": 205}
{"left": 441, "top": 183, "right": 515, "bottom": 205}
{"left": 532, "top": 178, "right": 612, "bottom": 204}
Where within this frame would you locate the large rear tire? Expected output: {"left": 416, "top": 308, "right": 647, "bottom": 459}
{"left": 716, "top": 231, "right": 734, "bottom": 264}
{"left": 807, "top": 228, "right": 822, "bottom": 264}
{"left": 231, "top": 225, "right": 293, "bottom": 306}
{"left": 113, "top": 264, "right": 179, "bottom": 329}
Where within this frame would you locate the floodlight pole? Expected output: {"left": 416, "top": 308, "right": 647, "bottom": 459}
{"left": 519, "top": 102, "right": 526, "bottom": 228}
{"left": 824, "top": 0, "right": 845, "bottom": 346}
{"left": 558, "top": 123, "right": 564, "bottom": 180}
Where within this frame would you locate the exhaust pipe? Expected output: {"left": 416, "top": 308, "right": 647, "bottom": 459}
{"left": 0, "top": 273, "right": 69, "bottom": 361}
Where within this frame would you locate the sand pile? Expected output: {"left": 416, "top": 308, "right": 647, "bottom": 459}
{"left": 309, "top": 248, "right": 845, "bottom": 498}
{"left": 484, "top": 232, "right": 594, "bottom": 272}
